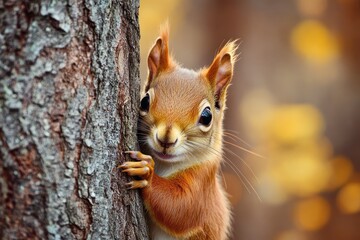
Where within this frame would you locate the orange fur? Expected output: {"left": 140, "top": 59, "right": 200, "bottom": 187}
{"left": 122, "top": 24, "right": 238, "bottom": 240}
{"left": 142, "top": 162, "right": 229, "bottom": 239}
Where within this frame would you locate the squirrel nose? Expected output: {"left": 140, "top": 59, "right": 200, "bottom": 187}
{"left": 156, "top": 134, "right": 178, "bottom": 148}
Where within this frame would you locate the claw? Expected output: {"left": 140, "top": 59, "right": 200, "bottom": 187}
{"left": 124, "top": 151, "right": 153, "bottom": 162}
{"left": 118, "top": 161, "right": 147, "bottom": 170}
{"left": 125, "top": 180, "right": 148, "bottom": 189}
{"left": 122, "top": 167, "right": 150, "bottom": 176}
{"left": 125, "top": 182, "right": 134, "bottom": 190}
{"left": 121, "top": 151, "right": 154, "bottom": 188}
{"left": 124, "top": 151, "right": 138, "bottom": 159}
{"left": 118, "top": 163, "right": 127, "bottom": 168}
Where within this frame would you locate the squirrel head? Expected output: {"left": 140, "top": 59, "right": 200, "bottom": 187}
{"left": 138, "top": 24, "right": 238, "bottom": 170}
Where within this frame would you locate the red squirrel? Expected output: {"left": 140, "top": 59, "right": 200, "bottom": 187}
{"left": 120, "top": 25, "right": 238, "bottom": 240}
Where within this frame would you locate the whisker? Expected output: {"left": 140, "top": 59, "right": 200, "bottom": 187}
{"left": 220, "top": 167, "right": 228, "bottom": 190}
{"left": 223, "top": 131, "right": 254, "bottom": 150}
{"left": 223, "top": 158, "right": 252, "bottom": 194}
{"left": 186, "top": 139, "right": 261, "bottom": 200}
{"left": 136, "top": 126, "right": 262, "bottom": 200}
{"left": 184, "top": 142, "right": 235, "bottom": 193}
{"left": 222, "top": 140, "right": 265, "bottom": 159}
{"left": 186, "top": 140, "right": 222, "bottom": 158}
{"left": 223, "top": 129, "right": 241, "bottom": 135}
{"left": 137, "top": 133, "right": 149, "bottom": 137}
{"left": 223, "top": 146, "right": 259, "bottom": 183}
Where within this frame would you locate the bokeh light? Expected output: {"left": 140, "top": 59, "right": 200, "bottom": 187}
{"left": 265, "top": 105, "right": 324, "bottom": 144}
{"left": 337, "top": 182, "right": 360, "bottom": 214}
{"left": 293, "top": 196, "right": 331, "bottom": 231}
{"left": 259, "top": 105, "right": 332, "bottom": 198}
{"left": 270, "top": 152, "right": 331, "bottom": 197}
{"left": 327, "top": 156, "right": 354, "bottom": 190}
{"left": 239, "top": 89, "right": 275, "bottom": 143}
{"left": 291, "top": 20, "right": 339, "bottom": 64}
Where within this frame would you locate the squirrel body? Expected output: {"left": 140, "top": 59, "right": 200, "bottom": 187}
{"left": 121, "top": 25, "right": 237, "bottom": 240}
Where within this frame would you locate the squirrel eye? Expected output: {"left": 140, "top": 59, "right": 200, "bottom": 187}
{"left": 199, "top": 107, "right": 212, "bottom": 126}
{"left": 140, "top": 93, "right": 150, "bottom": 112}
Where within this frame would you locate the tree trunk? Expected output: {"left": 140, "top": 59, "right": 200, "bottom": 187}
{"left": 0, "top": 0, "right": 149, "bottom": 239}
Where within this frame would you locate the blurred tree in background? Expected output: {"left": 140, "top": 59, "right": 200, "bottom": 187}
{"left": 140, "top": 0, "right": 360, "bottom": 239}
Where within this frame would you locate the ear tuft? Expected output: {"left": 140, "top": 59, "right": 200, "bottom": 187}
{"left": 216, "top": 40, "right": 239, "bottom": 67}
{"left": 146, "top": 22, "right": 174, "bottom": 91}
{"left": 160, "top": 21, "right": 170, "bottom": 48}
{"left": 204, "top": 40, "right": 239, "bottom": 109}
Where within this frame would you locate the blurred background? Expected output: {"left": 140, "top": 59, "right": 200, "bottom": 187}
{"left": 139, "top": 0, "right": 360, "bottom": 239}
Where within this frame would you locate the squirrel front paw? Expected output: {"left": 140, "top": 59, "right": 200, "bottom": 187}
{"left": 119, "top": 151, "right": 154, "bottom": 189}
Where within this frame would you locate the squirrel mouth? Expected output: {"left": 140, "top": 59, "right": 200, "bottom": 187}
{"left": 153, "top": 150, "right": 177, "bottom": 160}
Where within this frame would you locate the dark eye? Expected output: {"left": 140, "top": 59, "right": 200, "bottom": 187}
{"left": 140, "top": 93, "right": 150, "bottom": 112}
{"left": 199, "top": 107, "right": 212, "bottom": 126}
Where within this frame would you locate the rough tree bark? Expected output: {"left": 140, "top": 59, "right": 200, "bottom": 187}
{"left": 0, "top": 0, "right": 149, "bottom": 239}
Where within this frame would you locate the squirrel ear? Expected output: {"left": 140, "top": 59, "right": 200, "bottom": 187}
{"left": 205, "top": 41, "right": 238, "bottom": 109}
{"left": 146, "top": 24, "right": 174, "bottom": 91}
